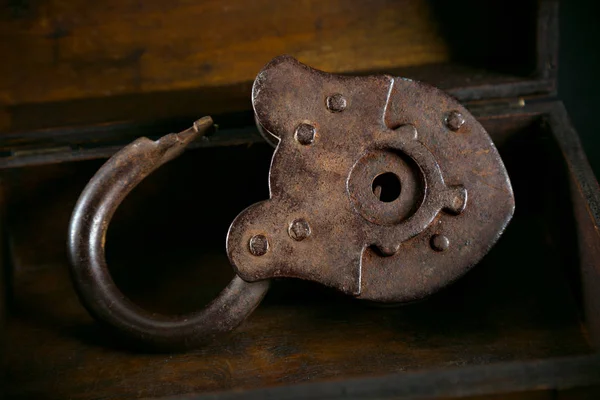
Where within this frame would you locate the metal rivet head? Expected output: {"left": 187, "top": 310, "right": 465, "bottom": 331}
{"left": 249, "top": 234, "right": 269, "bottom": 256}
{"left": 326, "top": 94, "right": 346, "bottom": 112}
{"left": 295, "top": 123, "right": 316, "bottom": 145}
{"left": 445, "top": 111, "right": 465, "bottom": 131}
{"left": 289, "top": 219, "right": 311, "bottom": 241}
{"left": 430, "top": 234, "right": 450, "bottom": 252}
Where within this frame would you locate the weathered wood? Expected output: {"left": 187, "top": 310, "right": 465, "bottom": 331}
{"left": 0, "top": 0, "right": 450, "bottom": 104}
{"left": 4, "top": 105, "right": 598, "bottom": 399}
{"left": 0, "top": 0, "right": 554, "bottom": 134}
{"left": 4, "top": 254, "right": 594, "bottom": 400}
{"left": 548, "top": 103, "right": 600, "bottom": 350}
{"left": 2, "top": 2, "right": 592, "bottom": 397}
{"left": 181, "top": 357, "right": 600, "bottom": 400}
{"left": 0, "top": 0, "right": 449, "bottom": 130}
{"left": 0, "top": 86, "right": 543, "bottom": 169}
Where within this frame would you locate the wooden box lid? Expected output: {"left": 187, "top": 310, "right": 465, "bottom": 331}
{"left": 0, "top": 0, "right": 558, "bottom": 166}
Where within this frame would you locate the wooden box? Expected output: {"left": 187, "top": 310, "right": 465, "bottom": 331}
{"left": 2, "top": 0, "right": 599, "bottom": 398}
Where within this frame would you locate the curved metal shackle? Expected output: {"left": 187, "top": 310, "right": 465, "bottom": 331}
{"left": 68, "top": 116, "right": 270, "bottom": 350}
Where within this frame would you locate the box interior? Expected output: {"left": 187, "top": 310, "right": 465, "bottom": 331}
{"left": 3, "top": 110, "right": 596, "bottom": 399}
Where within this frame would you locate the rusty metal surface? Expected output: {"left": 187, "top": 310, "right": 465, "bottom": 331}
{"left": 67, "top": 116, "right": 269, "bottom": 349}
{"left": 68, "top": 56, "right": 515, "bottom": 348}
{"left": 227, "top": 56, "right": 515, "bottom": 302}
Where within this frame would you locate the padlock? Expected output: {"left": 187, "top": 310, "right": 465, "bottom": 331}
{"left": 68, "top": 56, "right": 514, "bottom": 349}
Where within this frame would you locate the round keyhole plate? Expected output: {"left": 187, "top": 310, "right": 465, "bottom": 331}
{"left": 348, "top": 149, "right": 424, "bottom": 226}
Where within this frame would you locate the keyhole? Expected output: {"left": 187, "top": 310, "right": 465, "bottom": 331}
{"left": 372, "top": 172, "right": 401, "bottom": 202}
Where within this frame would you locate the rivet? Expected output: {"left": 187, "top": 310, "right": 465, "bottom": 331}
{"left": 295, "top": 123, "right": 316, "bottom": 145}
{"left": 249, "top": 234, "right": 269, "bottom": 256}
{"left": 289, "top": 219, "right": 311, "bottom": 241}
{"left": 326, "top": 94, "right": 346, "bottom": 112}
{"left": 430, "top": 234, "right": 450, "bottom": 252}
{"left": 445, "top": 111, "right": 465, "bottom": 131}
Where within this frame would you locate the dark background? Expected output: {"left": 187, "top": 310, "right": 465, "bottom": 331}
{"left": 560, "top": 0, "right": 600, "bottom": 177}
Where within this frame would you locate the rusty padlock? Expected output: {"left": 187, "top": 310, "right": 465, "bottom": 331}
{"left": 68, "top": 56, "right": 514, "bottom": 349}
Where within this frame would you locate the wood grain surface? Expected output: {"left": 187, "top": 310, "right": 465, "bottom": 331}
{"left": 4, "top": 241, "right": 592, "bottom": 399}
{"left": 4, "top": 112, "right": 594, "bottom": 399}
{"left": 0, "top": 0, "right": 449, "bottom": 130}
{"left": 0, "top": 0, "right": 544, "bottom": 133}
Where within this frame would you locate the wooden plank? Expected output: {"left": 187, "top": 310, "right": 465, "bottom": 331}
{"left": 4, "top": 110, "right": 596, "bottom": 397}
{"left": 1, "top": 63, "right": 532, "bottom": 137}
{"left": 0, "top": 0, "right": 448, "bottom": 105}
{"left": 548, "top": 102, "right": 600, "bottom": 349}
{"left": 180, "top": 356, "right": 600, "bottom": 399}
{"left": 0, "top": 72, "right": 547, "bottom": 169}
{"left": 0, "top": 126, "right": 263, "bottom": 169}
{"left": 5, "top": 258, "right": 594, "bottom": 399}
{"left": 0, "top": 0, "right": 551, "bottom": 133}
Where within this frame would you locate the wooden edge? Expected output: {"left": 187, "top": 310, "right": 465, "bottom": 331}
{"left": 0, "top": 93, "right": 554, "bottom": 170}
{"left": 545, "top": 102, "right": 600, "bottom": 246}
{"left": 0, "top": 177, "right": 6, "bottom": 398}
{"left": 0, "top": 126, "right": 264, "bottom": 169}
{"left": 0, "top": 0, "right": 558, "bottom": 145}
{"left": 546, "top": 102, "right": 600, "bottom": 349}
{"left": 450, "top": 79, "right": 554, "bottom": 103}
{"left": 0, "top": 0, "right": 562, "bottom": 170}
{"left": 492, "top": 100, "right": 600, "bottom": 349}
{"left": 157, "top": 355, "right": 600, "bottom": 400}
{"left": 476, "top": 100, "right": 600, "bottom": 347}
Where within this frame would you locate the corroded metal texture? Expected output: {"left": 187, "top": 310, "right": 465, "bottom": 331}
{"left": 228, "top": 56, "right": 515, "bottom": 302}
{"left": 68, "top": 56, "right": 515, "bottom": 348}
{"left": 68, "top": 117, "right": 269, "bottom": 349}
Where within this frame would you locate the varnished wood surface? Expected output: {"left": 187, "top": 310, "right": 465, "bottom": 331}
{"left": 5, "top": 244, "right": 593, "bottom": 400}
{"left": 182, "top": 360, "right": 600, "bottom": 400}
{"left": 0, "top": 0, "right": 544, "bottom": 133}
{"left": 1, "top": 0, "right": 450, "bottom": 104}
{"left": 4, "top": 111, "right": 596, "bottom": 399}
{"left": 0, "top": 0, "right": 447, "bottom": 130}
{"left": 1, "top": 63, "right": 536, "bottom": 136}
{"left": 0, "top": 64, "right": 553, "bottom": 170}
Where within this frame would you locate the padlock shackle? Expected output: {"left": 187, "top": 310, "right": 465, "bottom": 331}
{"left": 68, "top": 116, "right": 269, "bottom": 350}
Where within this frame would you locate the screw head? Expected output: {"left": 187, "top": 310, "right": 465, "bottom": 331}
{"left": 288, "top": 219, "right": 311, "bottom": 241}
{"left": 445, "top": 111, "right": 465, "bottom": 131}
{"left": 430, "top": 234, "right": 450, "bottom": 252}
{"left": 249, "top": 234, "right": 269, "bottom": 256}
{"left": 295, "top": 123, "right": 316, "bottom": 145}
{"left": 326, "top": 93, "right": 347, "bottom": 112}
